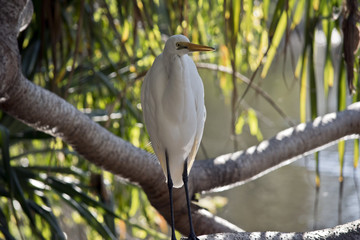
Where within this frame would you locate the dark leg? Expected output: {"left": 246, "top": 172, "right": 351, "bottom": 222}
{"left": 182, "top": 160, "right": 199, "bottom": 240}
{"left": 166, "top": 150, "right": 176, "bottom": 240}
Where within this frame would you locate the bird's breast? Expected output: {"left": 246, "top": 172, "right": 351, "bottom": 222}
{"left": 158, "top": 56, "right": 198, "bottom": 152}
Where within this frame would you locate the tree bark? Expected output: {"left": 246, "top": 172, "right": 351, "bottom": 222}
{"left": 0, "top": 0, "right": 239, "bottom": 235}
{"left": 198, "top": 220, "right": 360, "bottom": 240}
{"left": 192, "top": 103, "right": 360, "bottom": 194}
{"left": 1, "top": 0, "right": 360, "bottom": 238}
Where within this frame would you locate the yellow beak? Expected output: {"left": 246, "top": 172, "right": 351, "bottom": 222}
{"left": 177, "top": 42, "right": 215, "bottom": 52}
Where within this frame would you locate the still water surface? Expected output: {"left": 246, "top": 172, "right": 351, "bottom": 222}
{"left": 196, "top": 56, "right": 360, "bottom": 232}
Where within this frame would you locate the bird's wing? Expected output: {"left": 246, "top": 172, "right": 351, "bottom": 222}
{"left": 186, "top": 57, "right": 206, "bottom": 173}
{"left": 141, "top": 55, "right": 168, "bottom": 175}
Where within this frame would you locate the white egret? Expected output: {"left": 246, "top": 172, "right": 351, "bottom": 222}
{"left": 141, "top": 35, "right": 214, "bottom": 240}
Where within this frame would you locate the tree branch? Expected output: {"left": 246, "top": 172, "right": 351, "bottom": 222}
{"left": 193, "top": 103, "right": 360, "bottom": 194}
{"left": 198, "top": 219, "right": 360, "bottom": 239}
{"left": 0, "top": 0, "right": 237, "bottom": 235}
{"left": 1, "top": 1, "right": 360, "bottom": 238}
{"left": 196, "top": 62, "right": 295, "bottom": 126}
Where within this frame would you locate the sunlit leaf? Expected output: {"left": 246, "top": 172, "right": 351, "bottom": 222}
{"left": 243, "top": 0, "right": 253, "bottom": 42}
{"left": 257, "top": 31, "right": 268, "bottom": 62}
{"left": 338, "top": 140, "right": 345, "bottom": 183}
{"left": 291, "top": 0, "right": 306, "bottom": 30}
{"left": 4, "top": 1, "right": 358, "bottom": 239}
{"left": 294, "top": 54, "right": 303, "bottom": 79}
{"left": 300, "top": 53, "right": 308, "bottom": 123}
{"left": 232, "top": 0, "right": 241, "bottom": 38}
{"left": 313, "top": 0, "right": 320, "bottom": 11}
{"left": 353, "top": 68, "right": 359, "bottom": 103}
{"left": 354, "top": 139, "right": 359, "bottom": 168}
{"left": 320, "top": 2, "right": 330, "bottom": 37}
{"left": 129, "top": 188, "right": 139, "bottom": 217}
{"left": 268, "top": 0, "right": 285, "bottom": 38}
{"left": 324, "top": 57, "right": 334, "bottom": 96}
{"left": 262, "top": 0, "right": 270, "bottom": 21}
{"left": 247, "top": 109, "right": 263, "bottom": 141}
{"left": 338, "top": 62, "right": 347, "bottom": 111}
{"left": 261, "top": 11, "right": 287, "bottom": 78}
{"left": 315, "top": 152, "right": 320, "bottom": 187}
{"left": 121, "top": 20, "right": 130, "bottom": 43}
{"left": 117, "top": 219, "right": 127, "bottom": 239}
{"left": 235, "top": 114, "right": 245, "bottom": 135}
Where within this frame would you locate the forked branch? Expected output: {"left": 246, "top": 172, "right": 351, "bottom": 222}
{"left": 1, "top": 0, "right": 360, "bottom": 238}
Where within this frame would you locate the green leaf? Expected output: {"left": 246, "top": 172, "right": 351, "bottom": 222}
{"left": 0, "top": 125, "right": 43, "bottom": 238}
{"left": 294, "top": 54, "right": 303, "bottom": 79}
{"left": 27, "top": 200, "right": 66, "bottom": 240}
{"left": 312, "top": 0, "right": 320, "bottom": 10}
{"left": 309, "top": 42, "right": 317, "bottom": 120}
{"left": 232, "top": 0, "right": 241, "bottom": 38}
{"left": 354, "top": 139, "right": 359, "bottom": 169}
{"left": 46, "top": 177, "right": 119, "bottom": 219}
{"left": 338, "top": 61, "right": 346, "bottom": 111}
{"left": 247, "top": 109, "right": 263, "bottom": 141}
{"left": 324, "top": 53, "right": 334, "bottom": 97}
{"left": 57, "top": 191, "right": 117, "bottom": 240}
{"left": 1, "top": 126, "right": 28, "bottom": 219}
{"left": 268, "top": 0, "right": 285, "bottom": 38}
{"left": 12, "top": 172, "right": 37, "bottom": 223}
{"left": 0, "top": 207, "right": 15, "bottom": 240}
{"left": 315, "top": 152, "right": 320, "bottom": 187}
{"left": 261, "top": 11, "right": 287, "bottom": 78}
{"left": 94, "top": 71, "right": 119, "bottom": 96}
{"left": 14, "top": 165, "right": 84, "bottom": 177}
{"left": 243, "top": 0, "right": 253, "bottom": 42}
{"left": 320, "top": 2, "right": 330, "bottom": 37}
{"left": 0, "top": 226, "right": 16, "bottom": 240}
{"left": 353, "top": 67, "right": 360, "bottom": 102}
{"left": 262, "top": 0, "right": 270, "bottom": 22}
{"left": 235, "top": 114, "right": 245, "bottom": 135}
{"left": 300, "top": 52, "right": 308, "bottom": 123}
{"left": 247, "top": 109, "right": 257, "bottom": 135}
{"left": 338, "top": 140, "right": 345, "bottom": 183}
{"left": 291, "top": 0, "right": 306, "bottom": 29}
{"left": 129, "top": 187, "right": 139, "bottom": 217}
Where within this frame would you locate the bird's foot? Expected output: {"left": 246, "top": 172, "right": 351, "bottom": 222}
{"left": 186, "top": 232, "right": 199, "bottom": 240}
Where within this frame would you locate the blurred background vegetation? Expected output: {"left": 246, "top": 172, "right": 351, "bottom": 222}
{"left": 1, "top": 0, "right": 359, "bottom": 239}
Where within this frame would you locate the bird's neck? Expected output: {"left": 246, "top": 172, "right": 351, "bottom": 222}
{"left": 162, "top": 54, "right": 191, "bottom": 118}
{"left": 164, "top": 54, "right": 189, "bottom": 88}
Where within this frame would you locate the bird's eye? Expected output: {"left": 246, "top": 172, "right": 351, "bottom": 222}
{"left": 176, "top": 43, "right": 181, "bottom": 48}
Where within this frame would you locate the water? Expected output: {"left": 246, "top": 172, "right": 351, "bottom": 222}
{"left": 195, "top": 40, "right": 360, "bottom": 232}
{"left": 208, "top": 147, "right": 360, "bottom": 232}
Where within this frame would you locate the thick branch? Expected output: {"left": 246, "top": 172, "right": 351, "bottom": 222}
{"left": 193, "top": 103, "right": 360, "bottom": 193}
{"left": 1, "top": 1, "right": 360, "bottom": 238}
{"left": 198, "top": 219, "right": 360, "bottom": 239}
{"left": 0, "top": 0, "right": 236, "bottom": 235}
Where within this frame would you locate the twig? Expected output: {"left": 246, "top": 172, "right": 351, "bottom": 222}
{"left": 196, "top": 62, "right": 295, "bottom": 126}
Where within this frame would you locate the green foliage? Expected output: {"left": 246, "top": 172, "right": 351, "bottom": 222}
{"left": 235, "top": 108, "right": 263, "bottom": 141}
{"left": 1, "top": 0, "right": 359, "bottom": 239}
{"left": 0, "top": 123, "right": 168, "bottom": 239}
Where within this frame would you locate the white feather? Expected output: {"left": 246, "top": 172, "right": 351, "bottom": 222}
{"left": 141, "top": 35, "right": 207, "bottom": 188}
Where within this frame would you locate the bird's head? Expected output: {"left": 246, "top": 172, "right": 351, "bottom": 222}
{"left": 164, "top": 35, "right": 214, "bottom": 56}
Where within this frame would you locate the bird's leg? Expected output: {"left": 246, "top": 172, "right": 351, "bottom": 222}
{"left": 166, "top": 150, "right": 176, "bottom": 240}
{"left": 182, "top": 160, "right": 199, "bottom": 240}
